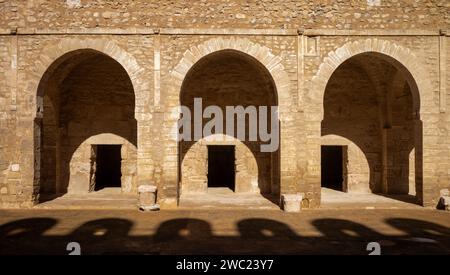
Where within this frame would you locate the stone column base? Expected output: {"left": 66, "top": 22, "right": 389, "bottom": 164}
{"left": 439, "top": 196, "right": 449, "bottom": 211}
{"left": 138, "top": 185, "right": 160, "bottom": 211}
{"left": 439, "top": 189, "right": 449, "bottom": 211}
{"left": 281, "top": 194, "right": 303, "bottom": 212}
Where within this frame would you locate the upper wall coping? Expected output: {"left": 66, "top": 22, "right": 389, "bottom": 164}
{"left": 0, "top": 28, "right": 447, "bottom": 36}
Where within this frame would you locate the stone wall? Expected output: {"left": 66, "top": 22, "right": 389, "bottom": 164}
{"left": 442, "top": 34, "right": 450, "bottom": 203}
{"left": 0, "top": 1, "right": 448, "bottom": 209}
{"left": 0, "top": 36, "right": 20, "bottom": 206}
{"left": 0, "top": 0, "right": 448, "bottom": 30}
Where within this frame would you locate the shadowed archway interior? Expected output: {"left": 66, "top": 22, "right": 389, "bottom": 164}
{"left": 321, "top": 52, "right": 422, "bottom": 201}
{"left": 179, "top": 50, "right": 280, "bottom": 196}
{"left": 35, "top": 50, "right": 137, "bottom": 200}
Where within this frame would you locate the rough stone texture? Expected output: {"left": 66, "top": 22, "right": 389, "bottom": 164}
{"left": 0, "top": 1, "right": 448, "bottom": 210}
{"left": 0, "top": 1, "right": 448, "bottom": 30}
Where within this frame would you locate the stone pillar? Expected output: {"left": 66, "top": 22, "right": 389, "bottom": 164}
{"left": 421, "top": 114, "right": 438, "bottom": 207}
{"left": 159, "top": 104, "right": 180, "bottom": 209}
{"left": 303, "top": 110, "right": 322, "bottom": 208}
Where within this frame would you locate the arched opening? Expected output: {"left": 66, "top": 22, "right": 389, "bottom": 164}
{"left": 321, "top": 52, "right": 422, "bottom": 206}
{"left": 35, "top": 49, "right": 137, "bottom": 202}
{"left": 178, "top": 50, "right": 279, "bottom": 208}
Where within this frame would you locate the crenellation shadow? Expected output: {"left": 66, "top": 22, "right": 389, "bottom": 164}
{"left": 0, "top": 215, "right": 449, "bottom": 255}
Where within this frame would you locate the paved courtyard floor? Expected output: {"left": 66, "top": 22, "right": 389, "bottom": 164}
{"left": 34, "top": 187, "right": 421, "bottom": 211}
{"left": 0, "top": 208, "right": 449, "bottom": 255}
{"left": 320, "top": 188, "right": 421, "bottom": 209}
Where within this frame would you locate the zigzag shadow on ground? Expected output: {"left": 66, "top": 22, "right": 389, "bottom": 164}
{"left": 0, "top": 216, "right": 449, "bottom": 255}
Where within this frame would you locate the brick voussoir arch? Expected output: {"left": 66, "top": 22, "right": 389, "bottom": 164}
{"left": 171, "top": 37, "right": 291, "bottom": 112}
{"left": 312, "top": 38, "right": 431, "bottom": 120}
{"left": 32, "top": 38, "right": 145, "bottom": 116}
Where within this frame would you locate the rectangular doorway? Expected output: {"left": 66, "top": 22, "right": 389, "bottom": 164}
{"left": 207, "top": 145, "right": 235, "bottom": 191}
{"left": 94, "top": 145, "right": 122, "bottom": 191}
{"left": 321, "top": 146, "right": 345, "bottom": 191}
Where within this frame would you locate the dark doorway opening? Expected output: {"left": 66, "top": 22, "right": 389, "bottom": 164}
{"left": 321, "top": 146, "right": 344, "bottom": 191}
{"left": 94, "top": 145, "right": 122, "bottom": 191}
{"left": 207, "top": 145, "right": 235, "bottom": 191}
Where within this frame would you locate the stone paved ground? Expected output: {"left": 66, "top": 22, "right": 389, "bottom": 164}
{"left": 0, "top": 208, "right": 449, "bottom": 255}
{"left": 320, "top": 188, "right": 421, "bottom": 209}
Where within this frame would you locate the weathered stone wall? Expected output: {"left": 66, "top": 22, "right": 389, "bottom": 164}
{"left": 0, "top": 1, "right": 448, "bottom": 209}
{"left": 0, "top": 0, "right": 448, "bottom": 30}
{"left": 442, "top": 34, "right": 450, "bottom": 201}
{"left": 0, "top": 36, "right": 20, "bottom": 206}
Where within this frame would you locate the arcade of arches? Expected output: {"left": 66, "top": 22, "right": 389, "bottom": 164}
{"left": 35, "top": 48, "right": 423, "bottom": 208}
{"left": 0, "top": 34, "right": 448, "bottom": 211}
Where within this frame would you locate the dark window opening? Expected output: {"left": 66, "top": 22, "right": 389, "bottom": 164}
{"left": 321, "top": 146, "right": 344, "bottom": 191}
{"left": 207, "top": 145, "right": 235, "bottom": 191}
{"left": 94, "top": 145, "right": 122, "bottom": 191}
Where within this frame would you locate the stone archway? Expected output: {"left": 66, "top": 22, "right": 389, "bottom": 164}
{"left": 309, "top": 39, "right": 432, "bottom": 205}
{"left": 162, "top": 38, "right": 291, "bottom": 208}
{"left": 32, "top": 39, "right": 145, "bottom": 115}
{"left": 311, "top": 39, "right": 430, "bottom": 115}
{"left": 171, "top": 38, "right": 290, "bottom": 110}
{"left": 32, "top": 39, "right": 145, "bottom": 202}
{"left": 179, "top": 50, "right": 278, "bottom": 197}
